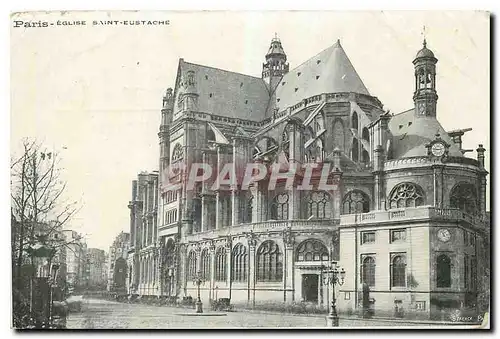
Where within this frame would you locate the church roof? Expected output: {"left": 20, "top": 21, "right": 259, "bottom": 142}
{"left": 177, "top": 59, "right": 270, "bottom": 121}
{"left": 389, "top": 109, "right": 463, "bottom": 158}
{"left": 274, "top": 40, "right": 370, "bottom": 112}
{"left": 414, "top": 40, "right": 436, "bottom": 60}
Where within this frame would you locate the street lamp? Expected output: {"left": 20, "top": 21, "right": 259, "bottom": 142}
{"left": 320, "top": 262, "right": 346, "bottom": 327}
{"left": 192, "top": 271, "right": 205, "bottom": 313}
{"left": 27, "top": 239, "right": 58, "bottom": 328}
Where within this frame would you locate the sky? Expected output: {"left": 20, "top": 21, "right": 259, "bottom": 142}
{"left": 10, "top": 11, "right": 490, "bottom": 250}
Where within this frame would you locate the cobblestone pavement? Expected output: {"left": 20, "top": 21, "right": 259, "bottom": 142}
{"left": 66, "top": 298, "right": 437, "bottom": 329}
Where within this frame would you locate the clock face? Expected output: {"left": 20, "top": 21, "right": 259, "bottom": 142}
{"left": 437, "top": 228, "right": 451, "bottom": 242}
{"left": 431, "top": 142, "right": 446, "bottom": 157}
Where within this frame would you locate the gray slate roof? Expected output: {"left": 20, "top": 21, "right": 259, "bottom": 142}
{"left": 178, "top": 59, "right": 270, "bottom": 121}
{"left": 389, "top": 109, "right": 463, "bottom": 158}
{"left": 274, "top": 40, "right": 370, "bottom": 112}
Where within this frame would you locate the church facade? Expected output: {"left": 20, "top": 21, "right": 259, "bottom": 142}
{"left": 126, "top": 36, "right": 489, "bottom": 319}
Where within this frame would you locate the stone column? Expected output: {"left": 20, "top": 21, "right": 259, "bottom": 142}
{"left": 225, "top": 238, "right": 233, "bottom": 300}
{"left": 283, "top": 227, "right": 295, "bottom": 303}
{"left": 209, "top": 242, "right": 216, "bottom": 300}
{"left": 251, "top": 184, "right": 260, "bottom": 222}
{"left": 289, "top": 188, "right": 301, "bottom": 219}
{"left": 247, "top": 233, "right": 257, "bottom": 306}
{"left": 215, "top": 191, "right": 222, "bottom": 229}
{"left": 232, "top": 189, "right": 239, "bottom": 226}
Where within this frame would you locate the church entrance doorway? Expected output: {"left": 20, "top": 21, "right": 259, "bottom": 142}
{"left": 302, "top": 274, "right": 319, "bottom": 302}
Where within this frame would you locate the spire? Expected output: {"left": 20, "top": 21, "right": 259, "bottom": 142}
{"left": 262, "top": 34, "right": 289, "bottom": 86}
{"left": 413, "top": 37, "right": 438, "bottom": 117}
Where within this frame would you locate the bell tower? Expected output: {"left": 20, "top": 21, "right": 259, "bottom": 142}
{"left": 262, "top": 34, "right": 289, "bottom": 91}
{"left": 413, "top": 39, "right": 438, "bottom": 118}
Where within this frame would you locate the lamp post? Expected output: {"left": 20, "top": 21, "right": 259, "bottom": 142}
{"left": 27, "top": 238, "right": 57, "bottom": 328}
{"left": 320, "top": 262, "right": 346, "bottom": 327}
{"left": 193, "top": 271, "right": 205, "bottom": 313}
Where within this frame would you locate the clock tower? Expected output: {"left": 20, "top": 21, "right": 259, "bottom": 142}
{"left": 413, "top": 39, "right": 438, "bottom": 118}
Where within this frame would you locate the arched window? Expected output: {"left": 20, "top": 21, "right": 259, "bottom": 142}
{"left": 362, "top": 150, "right": 370, "bottom": 164}
{"left": 361, "top": 256, "right": 376, "bottom": 287}
{"left": 307, "top": 191, "right": 331, "bottom": 219}
{"left": 282, "top": 128, "right": 290, "bottom": 160}
{"left": 164, "top": 239, "right": 175, "bottom": 268}
{"left": 257, "top": 241, "right": 283, "bottom": 282}
{"left": 239, "top": 193, "right": 253, "bottom": 224}
{"left": 187, "top": 251, "right": 197, "bottom": 281}
{"left": 215, "top": 247, "right": 227, "bottom": 282}
{"left": 342, "top": 190, "right": 370, "bottom": 214}
{"left": 200, "top": 249, "right": 211, "bottom": 280}
{"left": 296, "top": 239, "right": 329, "bottom": 262}
{"left": 436, "top": 254, "right": 451, "bottom": 288}
{"left": 389, "top": 183, "right": 425, "bottom": 209}
{"left": 192, "top": 197, "right": 202, "bottom": 232}
{"left": 391, "top": 255, "right": 406, "bottom": 287}
{"left": 352, "top": 138, "right": 359, "bottom": 162}
{"left": 352, "top": 111, "right": 358, "bottom": 130}
{"left": 231, "top": 243, "right": 248, "bottom": 282}
{"left": 171, "top": 143, "right": 184, "bottom": 163}
{"left": 333, "top": 119, "right": 345, "bottom": 151}
{"left": 362, "top": 127, "right": 370, "bottom": 143}
{"left": 270, "top": 193, "right": 289, "bottom": 220}
{"left": 450, "top": 183, "right": 478, "bottom": 215}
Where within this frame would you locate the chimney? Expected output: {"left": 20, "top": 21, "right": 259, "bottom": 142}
{"left": 476, "top": 144, "right": 486, "bottom": 168}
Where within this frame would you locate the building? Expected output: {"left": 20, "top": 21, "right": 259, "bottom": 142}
{"left": 107, "top": 232, "right": 130, "bottom": 293}
{"left": 86, "top": 248, "right": 107, "bottom": 289}
{"left": 126, "top": 172, "right": 159, "bottom": 296}
{"left": 128, "top": 36, "right": 489, "bottom": 319}
{"left": 62, "top": 230, "right": 87, "bottom": 293}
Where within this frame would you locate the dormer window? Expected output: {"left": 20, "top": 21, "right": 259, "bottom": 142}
{"left": 209, "top": 93, "right": 213, "bottom": 98}
{"left": 297, "top": 72, "right": 301, "bottom": 77}
{"left": 317, "top": 60, "right": 321, "bottom": 64}
{"left": 295, "top": 88, "right": 298, "bottom": 92}
{"left": 316, "top": 75, "right": 320, "bottom": 80}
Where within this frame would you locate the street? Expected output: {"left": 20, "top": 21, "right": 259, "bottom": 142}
{"left": 66, "top": 298, "right": 440, "bottom": 329}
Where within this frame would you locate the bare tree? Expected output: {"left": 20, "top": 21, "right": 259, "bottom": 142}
{"left": 11, "top": 138, "right": 81, "bottom": 281}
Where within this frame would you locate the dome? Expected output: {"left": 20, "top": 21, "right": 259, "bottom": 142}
{"left": 415, "top": 39, "right": 435, "bottom": 59}
{"left": 266, "top": 35, "right": 286, "bottom": 60}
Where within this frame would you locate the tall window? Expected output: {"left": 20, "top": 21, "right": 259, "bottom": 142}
{"left": 307, "top": 191, "right": 331, "bottom": 219}
{"left": 296, "top": 239, "right": 329, "bottom": 261}
{"left": 391, "top": 254, "right": 406, "bottom": 287}
{"left": 351, "top": 111, "right": 358, "bottom": 130}
{"left": 215, "top": 247, "right": 227, "bottom": 282}
{"left": 231, "top": 243, "right": 248, "bottom": 282}
{"left": 389, "top": 183, "right": 425, "bottom": 209}
{"left": 187, "top": 251, "right": 197, "bottom": 281}
{"left": 200, "top": 249, "right": 211, "bottom": 280}
{"left": 362, "top": 127, "right": 370, "bottom": 143}
{"left": 333, "top": 119, "right": 345, "bottom": 151}
{"left": 257, "top": 241, "right": 283, "bottom": 282}
{"left": 239, "top": 193, "right": 253, "bottom": 224}
{"left": 282, "top": 128, "right": 290, "bottom": 160}
{"left": 343, "top": 190, "right": 370, "bottom": 214}
{"left": 270, "top": 193, "right": 289, "bottom": 220}
{"left": 450, "top": 183, "right": 478, "bottom": 215}
{"left": 352, "top": 138, "right": 359, "bottom": 162}
{"left": 464, "top": 254, "right": 469, "bottom": 290}
{"left": 436, "top": 254, "right": 451, "bottom": 288}
{"left": 361, "top": 256, "right": 376, "bottom": 287}
{"left": 171, "top": 143, "right": 184, "bottom": 163}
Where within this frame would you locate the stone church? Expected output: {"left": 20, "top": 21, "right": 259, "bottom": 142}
{"left": 126, "top": 36, "right": 489, "bottom": 319}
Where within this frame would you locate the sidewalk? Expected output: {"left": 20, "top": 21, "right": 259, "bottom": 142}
{"left": 230, "top": 306, "right": 484, "bottom": 326}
